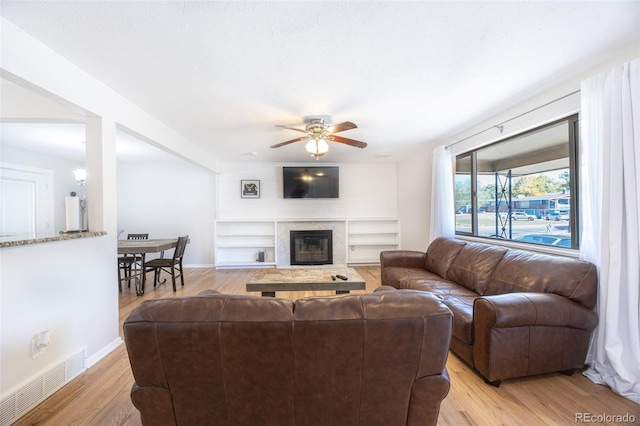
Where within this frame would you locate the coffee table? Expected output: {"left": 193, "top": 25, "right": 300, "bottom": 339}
{"left": 246, "top": 267, "right": 366, "bottom": 297}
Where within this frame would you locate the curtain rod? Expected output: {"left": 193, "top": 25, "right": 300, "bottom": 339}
{"left": 445, "top": 89, "right": 581, "bottom": 149}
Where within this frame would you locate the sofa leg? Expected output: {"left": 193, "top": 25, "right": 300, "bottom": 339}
{"left": 560, "top": 368, "right": 575, "bottom": 376}
{"left": 484, "top": 379, "right": 501, "bottom": 387}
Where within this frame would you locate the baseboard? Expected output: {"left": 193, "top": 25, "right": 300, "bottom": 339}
{"left": 86, "top": 337, "right": 123, "bottom": 368}
{"left": 184, "top": 264, "right": 216, "bottom": 268}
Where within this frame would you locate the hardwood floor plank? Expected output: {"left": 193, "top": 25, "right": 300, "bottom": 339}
{"left": 13, "top": 267, "right": 640, "bottom": 425}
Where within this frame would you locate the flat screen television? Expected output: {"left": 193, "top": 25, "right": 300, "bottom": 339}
{"left": 283, "top": 166, "right": 339, "bottom": 199}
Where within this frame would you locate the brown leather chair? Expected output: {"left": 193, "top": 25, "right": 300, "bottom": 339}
{"left": 124, "top": 288, "right": 453, "bottom": 425}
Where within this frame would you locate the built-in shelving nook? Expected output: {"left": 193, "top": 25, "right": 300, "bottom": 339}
{"left": 214, "top": 218, "right": 399, "bottom": 268}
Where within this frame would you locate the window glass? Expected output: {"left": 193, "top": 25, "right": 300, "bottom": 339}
{"left": 455, "top": 154, "right": 472, "bottom": 234}
{"left": 454, "top": 115, "right": 578, "bottom": 249}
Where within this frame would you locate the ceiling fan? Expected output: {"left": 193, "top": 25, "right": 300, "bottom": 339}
{"left": 272, "top": 118, "right": 367, "bottom": 159}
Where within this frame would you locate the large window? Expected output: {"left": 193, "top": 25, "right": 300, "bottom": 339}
{"left": 455, "top": 115, "right": 579, "bottom": 249}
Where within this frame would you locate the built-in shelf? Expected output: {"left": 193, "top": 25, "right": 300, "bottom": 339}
{"left": 214, "top": 218, "right": 400, "bottom": 268}
{"left": 346, "top": 219, "right": 400, "bottom": 264}
{"left": 214, "top": 220, "right": 276, "bottom": 268}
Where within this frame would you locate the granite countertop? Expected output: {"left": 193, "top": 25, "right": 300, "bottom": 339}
{"left": 0, "top": 231, "right": 107, "bottom": 248}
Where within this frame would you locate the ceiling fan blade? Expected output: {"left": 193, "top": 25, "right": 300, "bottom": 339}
{"left": 326, "top": 135, "right": 367, "bottom": 149}
{"left": 270, "top": 136, "right": 310, "bottom": 148}
{"left": 275, "top": 124, "right": 308, "bottom": 133}
{"left": 325, "top": 121, "right": 357, "bottom": 134}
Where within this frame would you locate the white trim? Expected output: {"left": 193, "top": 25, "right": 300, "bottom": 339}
{"left": 86, "top": 337, "right": 123, "bottom": 368}
{"left": 184, "top": 264, "right": 216, "bottom": 268}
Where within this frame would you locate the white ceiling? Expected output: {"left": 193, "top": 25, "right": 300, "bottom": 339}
{"left": 1, "top": 1, "right": 639, "bottom": 164}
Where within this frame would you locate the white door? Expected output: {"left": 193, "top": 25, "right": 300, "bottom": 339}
{"left": 0, "top": 165, "right": 53, "bottom": 240}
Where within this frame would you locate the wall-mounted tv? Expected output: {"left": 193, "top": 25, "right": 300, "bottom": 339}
{"left": 283, "top": 166, "right": 339, "bottom": 199}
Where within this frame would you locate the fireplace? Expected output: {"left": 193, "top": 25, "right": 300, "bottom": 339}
{"left": 290, "top": 230, "right": 333, "bottom": 265}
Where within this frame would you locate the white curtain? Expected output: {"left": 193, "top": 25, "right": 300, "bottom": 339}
{"left": 430, "top": 145, "right": 455, "bottom": 241}
{"left": 580, "top": 58, "right": 640, "bottom": 403}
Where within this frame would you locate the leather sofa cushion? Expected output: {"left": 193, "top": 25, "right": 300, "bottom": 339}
{"left": 425, "top": 237, "right": 467, "bottom": 278}
{"left": 485, "top": 249, "right": 598, "bottom": 309}
{"left": 446, "top": 243, "right": 507, "bottom": 294}
{"left": 442, "top": 295, "right": 476, "bottom": 344}
{"left": 381, "top": 267, "right": 441, "bottom": 288}
{"left": 411, "top": 279, "right": 479, "bottom": 298}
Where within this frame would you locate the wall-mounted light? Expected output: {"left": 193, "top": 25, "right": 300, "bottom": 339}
{"left": 73, "top": 169, "right": 86, "bottom": 186}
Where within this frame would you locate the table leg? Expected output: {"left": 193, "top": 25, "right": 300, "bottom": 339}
{"left": 262, "top": 291, "right": 276, "bottom": 297}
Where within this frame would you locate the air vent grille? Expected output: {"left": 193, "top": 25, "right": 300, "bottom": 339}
{"left": 16, "top": 377, "right": 43, "bottom": 415}
{"left": 0, "top": 396, "right": 16, "bottom": 426}
{"left": 0, "top": 346, "right": 86, "bottom": 426}
{"left": 44, "top": 364, "right": 65, "bottom": 396}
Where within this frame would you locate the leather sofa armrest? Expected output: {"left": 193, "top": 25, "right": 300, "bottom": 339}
{"left": 130, "top": 384, "right": 177, "bottom": 426}
{"left": 380, "top": 250, "right": 426, "bottom": 269}
{"left": 474, "top": 292, "right": 598, "bottom": 330}
{"left": 407, "top": 368, "right": 450, "bottom": 426}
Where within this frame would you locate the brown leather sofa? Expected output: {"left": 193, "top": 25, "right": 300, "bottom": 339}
{"left": 380, "top": 236, "right": 598, "bottom": 385}
{"left": 124, "top": 288, "right": 453, "bottom": 425}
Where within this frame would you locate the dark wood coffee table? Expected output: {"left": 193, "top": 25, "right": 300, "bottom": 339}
{"left": 246, "top": 267, "right": 366, "bottom": 297}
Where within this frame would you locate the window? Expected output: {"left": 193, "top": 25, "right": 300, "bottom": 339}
{"left": 455, "top": 115, "right": 579, "bottom": 249}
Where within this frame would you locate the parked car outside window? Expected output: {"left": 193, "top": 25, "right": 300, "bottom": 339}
{"left": 510, "top": 212, "right": 535, "bottom": 221}
{"left": 516, "top": 234, "right": 571, "bottom": 247}
{"left": 545, "top": 210, "right": 570, "bottom": 221}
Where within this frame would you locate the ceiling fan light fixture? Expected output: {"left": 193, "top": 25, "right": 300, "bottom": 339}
{"left": 305, "top": 138, "right": 329, "bottom": 157}
{"left": 272, "top": 118, "right": 366, "bottom": 156}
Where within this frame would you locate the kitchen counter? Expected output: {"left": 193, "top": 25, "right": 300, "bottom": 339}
{"left": 0, "top": 231, "right": 107, "bottom": 248}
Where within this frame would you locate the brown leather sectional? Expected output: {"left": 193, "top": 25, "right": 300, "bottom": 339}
{"left": 124, "top": 288, "right": 453, "bottom": 425}
{"left": 380, "top": 236, "right": 598, "bottom": 385}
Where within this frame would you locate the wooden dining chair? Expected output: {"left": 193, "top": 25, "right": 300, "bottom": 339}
{"left": 142, "top": 235, "right": 188, "bottom": 292}
{"left": 118, "top": 233, "right": 149, "bottom": 292}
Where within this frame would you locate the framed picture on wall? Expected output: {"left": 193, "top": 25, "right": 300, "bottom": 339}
{"left": 241, "top": 180, "right": 260, "bottom": 198}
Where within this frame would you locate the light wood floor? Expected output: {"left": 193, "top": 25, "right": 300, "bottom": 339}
{"left": 15, "top": 267, "right": 639, "bottom": 425}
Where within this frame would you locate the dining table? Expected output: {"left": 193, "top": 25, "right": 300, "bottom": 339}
{"left": 117, "top": 238, "right": 183, "bottom": 295}
{"left": 117, "top": 238, "right": 181, "bottom": 255}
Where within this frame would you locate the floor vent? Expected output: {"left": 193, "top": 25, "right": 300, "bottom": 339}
{"left": 0, "top": 346, "right": 86, "bottom": 426}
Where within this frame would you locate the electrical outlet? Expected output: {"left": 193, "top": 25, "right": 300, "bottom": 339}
{"left": 31, "top": 330, "right": 51, "bottom": 359}
{"left": 31, "top": 338, "right": 45, "bottom": 358}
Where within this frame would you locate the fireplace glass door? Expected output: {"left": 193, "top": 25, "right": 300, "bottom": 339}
{"left": 290, "top": 230, "right": 333, "bottom": 265}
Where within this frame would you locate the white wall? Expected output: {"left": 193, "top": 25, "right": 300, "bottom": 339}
{"left": 217, "top": 163, "right": 398, "bottom": 220}
{"left": 116, "top": 161, "right": 217, "bottom": 266}
{"left": 0, "top": 234, "right": 119, "bottom": 395}
{"left": 397, "top": 145, "right": 432, "bottom": 251}
{"left": 0, "top": 145, "right": 85, "bottom": 235}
